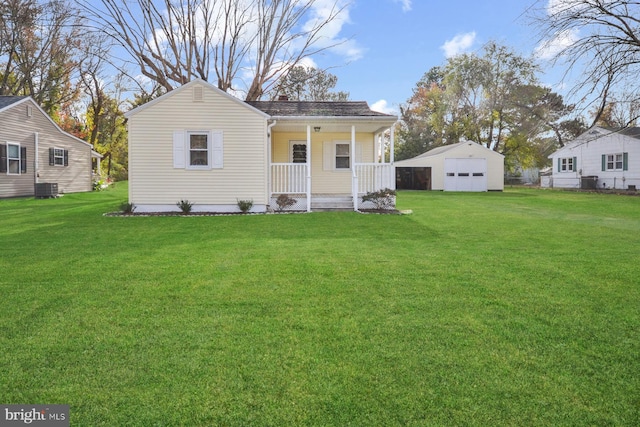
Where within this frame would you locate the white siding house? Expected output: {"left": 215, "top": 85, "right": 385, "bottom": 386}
{"left": 395, "top": 141, "right": 505, "bottom": 191}
{"left": 125, "top": 79, "right": 398, "bottom": 212}
{"left": 548, "top": 127, "right": 640, "bottom": 190}
{"left": 0, "top": 96, "right": 100, "bottom": 198}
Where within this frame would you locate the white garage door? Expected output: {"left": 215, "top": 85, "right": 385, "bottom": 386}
{"left": 444, "top": 158, "right": 487, "bottom": 191}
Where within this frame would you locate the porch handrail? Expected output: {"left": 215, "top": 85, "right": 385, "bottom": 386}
{"left": 354, "top": 163, "right": 395, "bottom": 194}
{"left": 271, "top": 163, "right": 308, "bottom": 194}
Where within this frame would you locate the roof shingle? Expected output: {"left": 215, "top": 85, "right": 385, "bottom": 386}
{"left": 246, "top": 100, "right": 393, "bottom": 117}
{"left": 0, "top": 96, "right": 28, "bottom": 110}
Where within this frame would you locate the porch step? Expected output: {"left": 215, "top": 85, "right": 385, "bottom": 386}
{"left": 310, "top": 195, "right": 354, "bottom": 211}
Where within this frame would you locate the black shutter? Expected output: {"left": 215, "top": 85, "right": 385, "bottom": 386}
{"left": 49, "top": 147, "right": 55, "bottom": 165}
{"left": 20, "top": 146, "right": 27, "bottom": 173}
{"left": 64, "top": 150, "right": 68, "bottom": 166}
{"left": 0, "top": 144, "right": 6, "bottom": 173}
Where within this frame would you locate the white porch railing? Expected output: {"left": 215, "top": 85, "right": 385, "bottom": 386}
{"left": 354, "top": 164, "right": 395, "bottom": 193}
{"left": 271, "top": 163, "right": 308, "bottom": 193}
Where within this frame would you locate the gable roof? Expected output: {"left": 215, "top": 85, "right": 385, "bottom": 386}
{"left": 124, "top": 78, "right": 270, "bottom": 119}
{"left": 0, "top": 96, "right": 29, "bottom": 113}
{"left": 409, "top": 140, "right": 503, "bottom": 160}
{"left": 551, "top": 126, "right": 640, "bottom": 157}
{"left": 604, "top": 126, "right": 640, "bottom": 139}
{"left": 246, "top": 100, "right": 394, "bottom": 118}
{"left": 0, "top": 95, "right": 93, "bottom": 149}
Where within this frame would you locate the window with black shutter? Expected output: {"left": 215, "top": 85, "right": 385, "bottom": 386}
{"left": 20, "top": 146, "right": 27, "bottom": 173}
{"left": 50, "top": 147, "right": 68, "bottom": 166}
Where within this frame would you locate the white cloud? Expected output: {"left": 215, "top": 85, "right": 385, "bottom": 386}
{"left": 441, "top": 32, "right": 476, "bottom": 58}
{"left": 393, "top": 0, "right": 412, "bottom": 12}
{"left": 534, "top": 28, "right": 579, "bottom": 60}
{"left": 301, "top": 0, "right": 363, "bottom": 61}
{"left": 371, "top": 99, "right": 397, "bottom": 115}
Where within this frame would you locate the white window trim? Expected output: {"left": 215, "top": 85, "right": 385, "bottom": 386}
{"left": 186, "top": 131, "right": 212, "bottom": 170}
{"left": 606, "top": 153, "right": 623, "bottom": 171}
{"left": 334, "top": 141, "right": 351, "bottom": 170}
{"left": 173, "top": 130, "right": 223, "bottom": 170}
{"left": 7, "top": 142, "right": 21, "bottom": 175}
{"left": 53, "top": 147, "right": 65, "bottom": 166}
{"left": 559, "top": 157, "right": 574, "bottom": 173}
{"left": 323, "top": 141, "right": 362, "bottom": 171}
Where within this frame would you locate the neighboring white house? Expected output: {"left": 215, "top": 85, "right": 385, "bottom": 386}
{"left": 0, "top": 96, "right": 101, "bottom": 198}
{"left": 394, "top": 141, "right": 505, "bottom": 191}
{"left": 547, "top": 127, "right": 640, "bottom": 190}
{"left": 125, "top": 79, "right": 398, "bottom": 212}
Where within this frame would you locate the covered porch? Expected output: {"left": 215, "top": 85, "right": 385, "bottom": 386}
{"left": 267, "top": 118, "right": 397, "bottom": 211}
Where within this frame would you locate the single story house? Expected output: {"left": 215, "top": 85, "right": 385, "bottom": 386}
{"left": 546, "top": 126, "right": 639, "bottom": 190}
{"left": 394, "top": 141, "right": 504, "bottom": 191}
{"left": 0, "top": 96, "right": 101, "bottom": 198}
{"left": 125, "top": 79, "right": 398, "bottom": 212}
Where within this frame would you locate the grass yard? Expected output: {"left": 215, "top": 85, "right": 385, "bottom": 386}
{"left": 1, "top": 183, "right": 639, "bottom": 426}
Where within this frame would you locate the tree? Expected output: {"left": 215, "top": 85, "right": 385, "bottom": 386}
{"left": 397, "top": 42, "right": 581, "bottom": 168}
{"left": 0, "top": 0, "right": 86, "bottom": 116}
{"left": 269, "top": 66, "right": 349, "bottom": 101}
{"left": 532, "top": 0, "right": 640, "bottom": 127}
{"left": 83, "top": 0, "right": 349, "bottom": 100}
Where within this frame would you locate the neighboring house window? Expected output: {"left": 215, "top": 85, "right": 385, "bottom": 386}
{"left": 557, "top": 157, "right": 576, "bottom": 172}
{"left": 0, "top": 143, "right": 27, "bottom": 174}
{"left": 49, "top": 147, "right": 68, "bottom": 167}
{"left": 173, "top": 130, "right": 223, "bottom": 170}
{"left": 603, "top": 153, "right": 627, "bottom": 171}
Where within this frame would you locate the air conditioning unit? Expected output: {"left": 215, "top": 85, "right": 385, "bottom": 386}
{"left": 35, "top": 183, "right": 58, "bottom": 198}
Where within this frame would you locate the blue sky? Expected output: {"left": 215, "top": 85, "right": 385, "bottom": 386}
{"left": 312, "top": 0, "right": 562, "bottom": 115}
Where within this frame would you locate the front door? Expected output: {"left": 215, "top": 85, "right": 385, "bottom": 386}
{"left": 290, "top": 140, "right": 308, "bottom": 163}
{"left": 288, "top": 141, "right": 307, "bottom": 193}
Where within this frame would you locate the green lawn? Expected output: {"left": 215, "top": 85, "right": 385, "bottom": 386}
{"left": 1, "top": 184, "right": 638, "bottom": 426}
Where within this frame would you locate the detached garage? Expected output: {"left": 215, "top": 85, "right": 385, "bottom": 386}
{"left": 395, "top": 141, "right": 504, "bottom": 191}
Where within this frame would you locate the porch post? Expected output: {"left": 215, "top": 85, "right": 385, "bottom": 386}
{"left": 390, "top": 125, "right": 395, "bottom": 190}
{"left": 306, "top": 125, "right": 312, "bottom": 212}
{"left": 352, "top": 125, "right": 358, "bottom": 211}
{"left": 390, "top": 125, "right": 395, "bottom": 164}
{"left": 267, "top": 120, "right": 277, "bottom": 209}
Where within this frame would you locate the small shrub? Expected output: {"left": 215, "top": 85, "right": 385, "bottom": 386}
{"left": 276, "top": 194, "right": 297, "bottom": 212}
{"left": 361, "top": 188, "right": 396, "bottom": 210}
{"left": 176, "top": 200, "right": 193, "bottom": 214}
{"left": 120, "top": 201, "right": 136, "bottom": 214}
{"left": 237, "top": 199, "right": 254, "bottom": 213}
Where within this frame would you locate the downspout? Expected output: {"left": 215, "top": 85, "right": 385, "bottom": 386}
{"left": 267, "top": 120, "right": 277, "bottom": 210}
{"left": 34, "top": 132, "right": 39, "bottom": 184}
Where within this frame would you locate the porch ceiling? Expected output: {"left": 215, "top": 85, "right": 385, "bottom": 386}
{"left": 269, "top": 117, "right": 397, "bottom": 134}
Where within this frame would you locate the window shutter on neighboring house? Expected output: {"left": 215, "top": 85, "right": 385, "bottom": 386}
{"left": 211, "top": 131, "right": 223, "bottom": 168}
{"left": 0, "top": 144, "right": 7, "bottom": 173}
{"left": 557, "top": 158, "right": 561, "bottom": 172}
{"left": 173, "top": 131, "right": 185, "bottom": 168}
{"left": 573, "top": 157, "right": 577, "bottom": 172}
{"left": 601, "top": 154, "right": 606, "bottom": 171}
{"left": 49, "top": 147, "right": 55, "bottom": 166}
{"left": 63, "top": 150, "right": 68, "bottom": 166}
{"left": 21, "top": 146, "right": 27, "bottom": 172}
{"left": 623, "top": 152, "right": 628, "bottom": 171}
